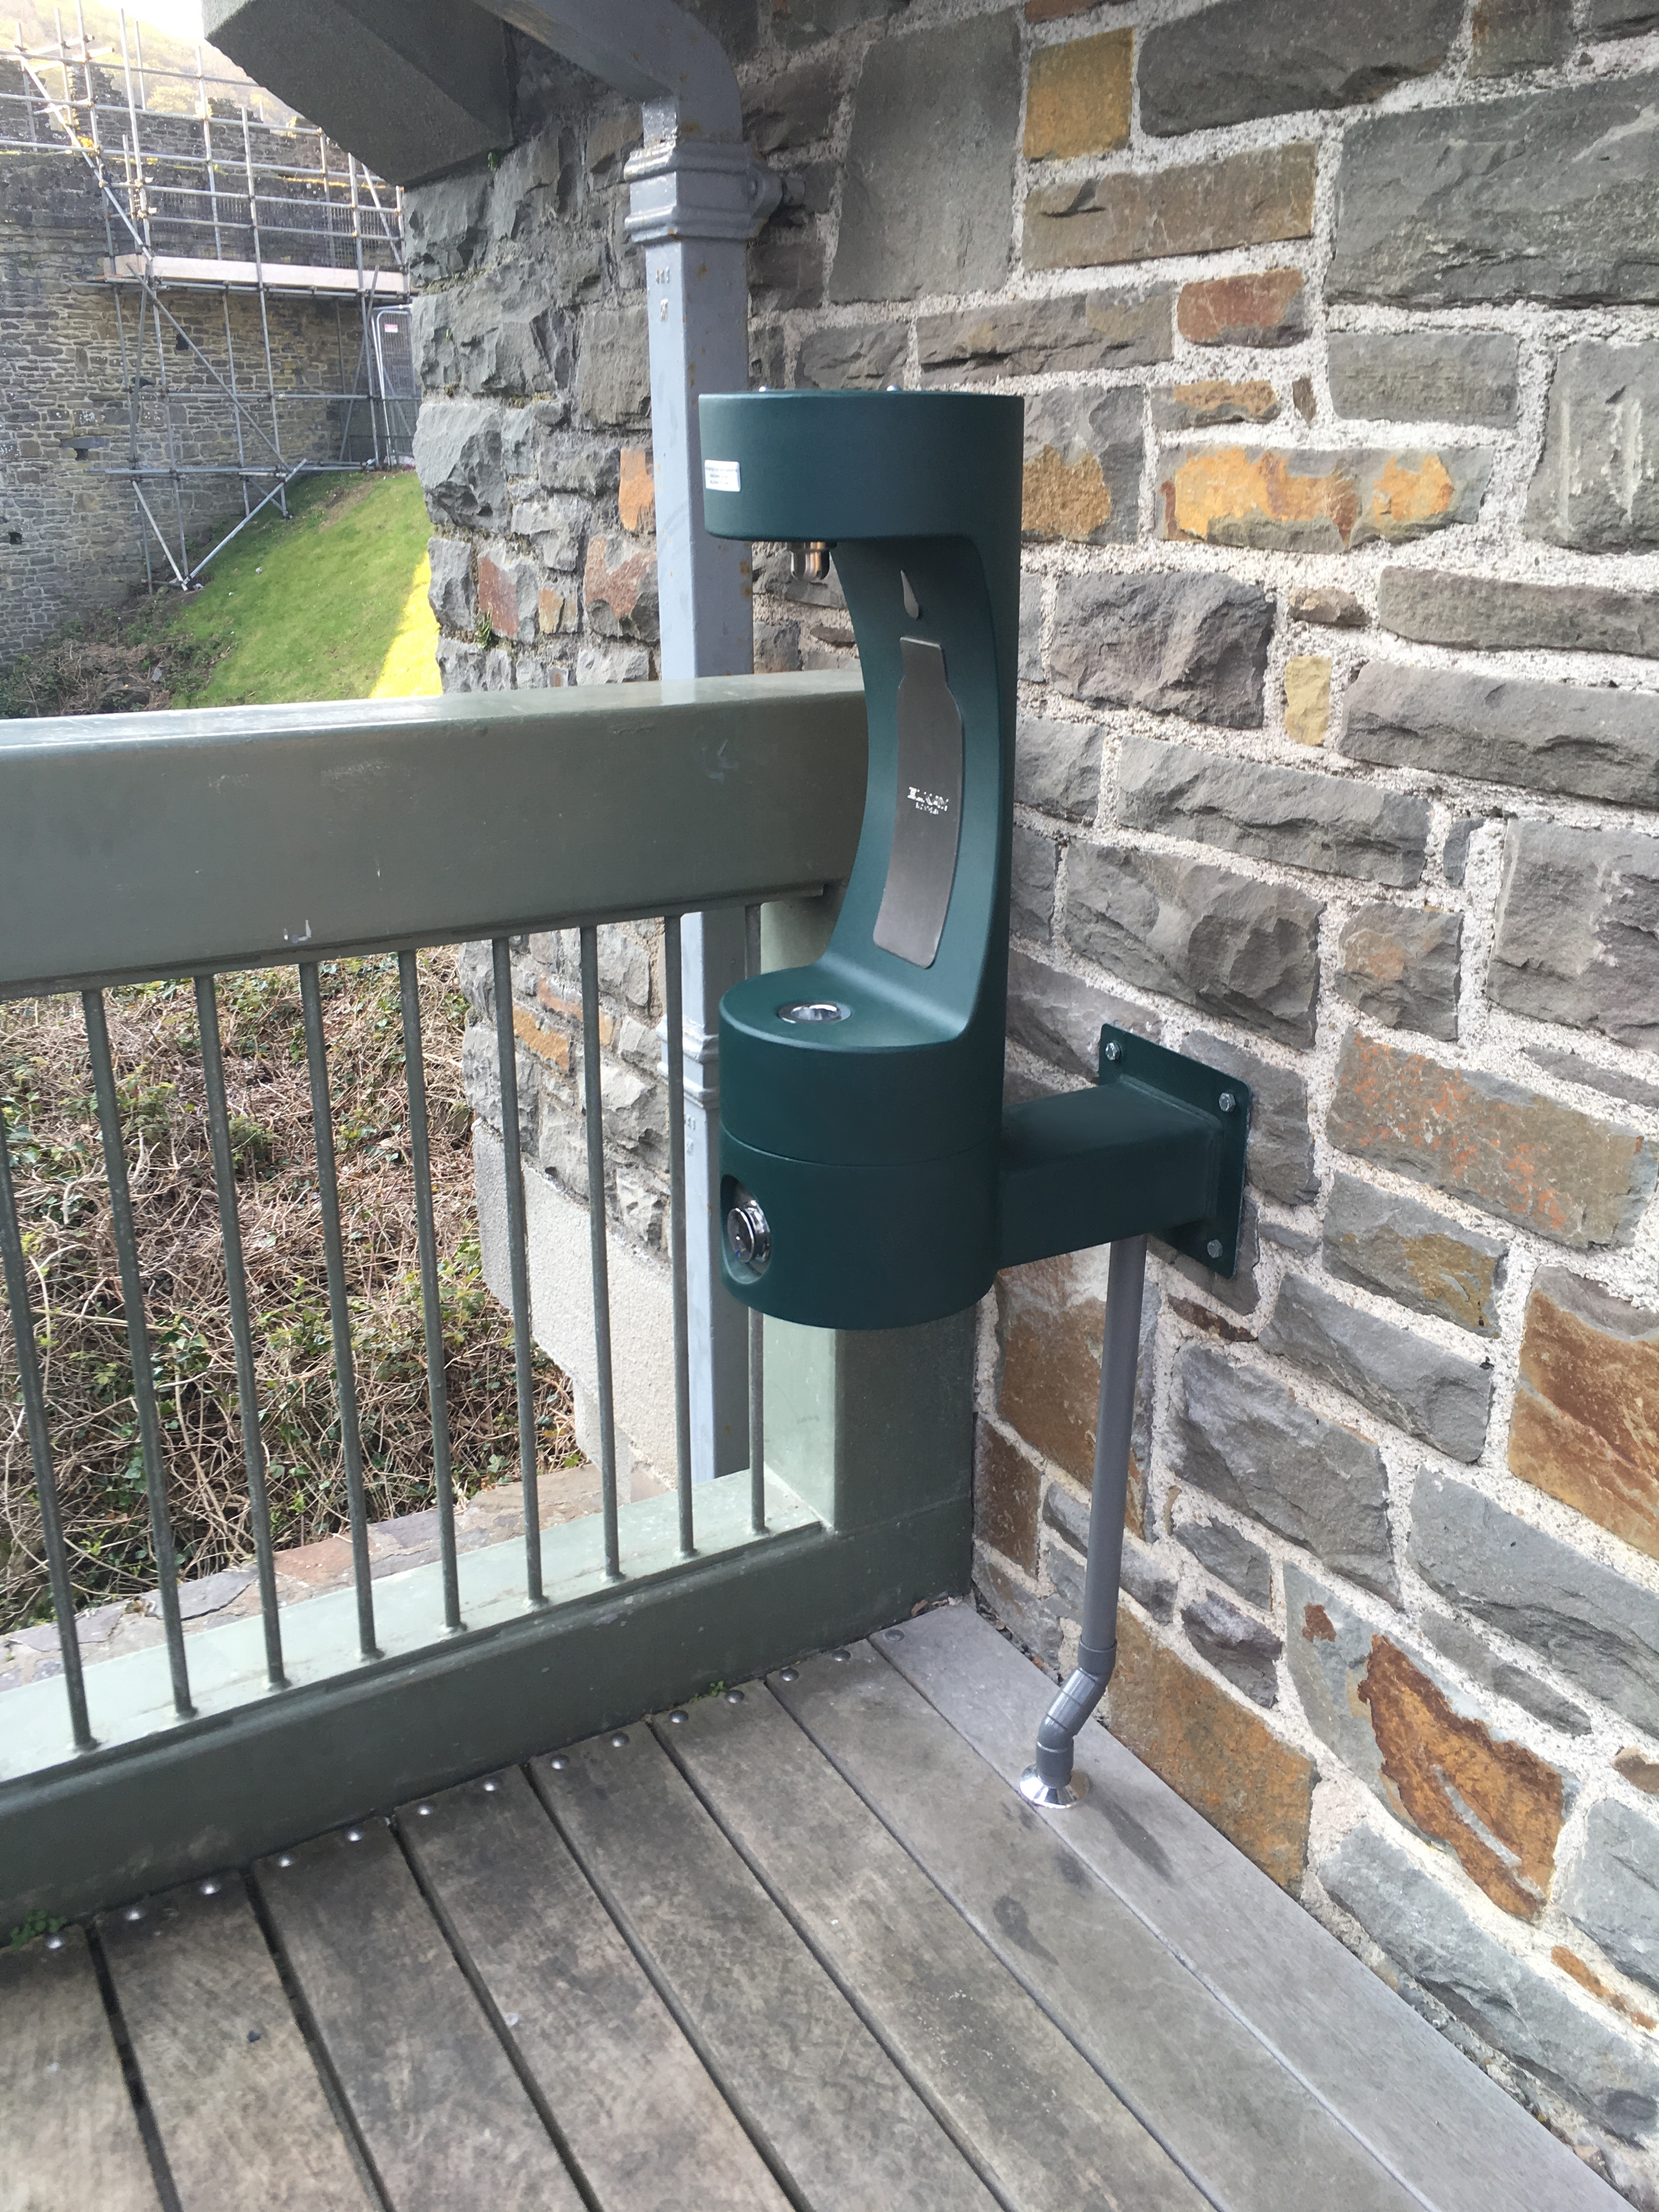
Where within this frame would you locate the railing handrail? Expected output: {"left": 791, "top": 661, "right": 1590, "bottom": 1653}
{"left": 0, "top": 673, "right": 867, "bottom": 997}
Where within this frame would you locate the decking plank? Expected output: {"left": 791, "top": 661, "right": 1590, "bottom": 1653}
{"left": 772, "top": 1639, "right": 1417, "bottom": 2212}
{"left": 663, "top": 1681, "right": 1209, "bottom": 2212}
{"left": 537, "top": 1724, "right": 1000, "bottom": 2212}
{"left": 97, "top": 1873, "right": 371, "bottom": 2212}
{"left": 400, "top": 1767, "right": 789, "bottom": 2212}
{"left": 881, "top": 1604, "right": 1617, "bottom": 2212}
{"left": 0, "top": 1926, "right": 159, "bottom": 2212}
{"left": 253, "top": 1818, "right": 582, "bottom": 2212}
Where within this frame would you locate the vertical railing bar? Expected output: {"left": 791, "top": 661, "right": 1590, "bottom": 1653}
{"left": 744, "top": 904, "right": 766, "bottom": 1537}
{"left": 663, "top": 915, "right": 694, "bottom": 1559}
{"left": 0, "top": 1103, "right": 96, "bottom": 1750}
{"left": 297, "top": 962, "right": 379, "bottom": 1661}
{"left": 490, "top": 939, "right": 544, "bottom": 1606}
{"left": 398, "top": 951, "right": 462, "bottom": 1633}
{"left": 579, "top": 927, "right": 622, "bottom": 1582}
{"left": 194, "top": 974, "right": 285, "bottom": 1690}
{"left": 82, "top": 990, "right": 194, "bottom": 1719}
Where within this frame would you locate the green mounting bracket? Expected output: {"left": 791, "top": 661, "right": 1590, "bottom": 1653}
{"left": 698, "top": 388, "right": 1250, "bottom": 1330}
{"left": 999, "top": 1024, "right": 1251, "bottom": 1276}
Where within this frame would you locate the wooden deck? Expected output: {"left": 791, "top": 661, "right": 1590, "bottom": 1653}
{"left": 2, "top": 1604, "right": 1617, "bottom": 2212}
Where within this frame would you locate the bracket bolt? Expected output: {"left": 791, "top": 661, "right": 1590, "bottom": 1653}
{"left": 1218, "top": 1091, "right": 1235, "bottom": 1113}
{"left": 1102, "top": 1040, "right": 1121, "bottom": 1063}
{"left": 1206, "top": 1238, "right": 1224, "bottom": 1261}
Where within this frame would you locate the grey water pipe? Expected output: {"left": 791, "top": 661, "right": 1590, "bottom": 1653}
{"left": 1020, "top": 1235, "right": 1148, "bottom": 1810}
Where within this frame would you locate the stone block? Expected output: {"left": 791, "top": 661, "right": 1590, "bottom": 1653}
{"left": 1109, "top": 1607, "right": 1315, "bottom": 1893}
{"left": 574, "top": 305, "right": 649, "bottom": 427}
{"left": 1283, "top": 657, "right": 1330, "bottom": 747}
{"left": 1066, "top": 845, "right": 1321, "bottom": 1048}
{"left": 400, "top": 170, "right": 489, "bottom": 283}
{"left": 974, "top": 1419, "right": 1041, "bottom": 1573}
{"left": 830, "top": 12, "right": 1020, "bottom": 303}
{"left": 1139, "top": 0, "right": 1459, "bottom": 137}
{"left": 774, "top": 0, "right": 903, "bottom": 49}
{"left": 1021, "top": 387, "right": 1140, "bottom": 546}
{"left": 1016, "top": 714, "right": 1103, "bottom": 822}
{"left": 1157, "top": 444, "right": 1491, "bottom": 554}
{"left": 1510, "top": 1268, "right": 1659, "bottom": 1566}
{"left": 975, "top": 1552, "right": 1063, "bottom": 1667}
{"left": 436, "top": 638, "right": 484, "bottom": 692}
{"left": 1322, "top": 1820, "right": 1659, "bottom": 2142}
{"left": 1379, "top": 568, "right": 1659, "bottom": 659}
{"left": 918, "top": 291, "right": 1171, "bottom": 382}
{"left": 413, "top": 398, "right": 506, "bottom": 528}
{"left": 538, "top": 586, "right": 577, "bottom": 637}
{"left": 1150, "top": 381, "right": 1279, "bottom": 431}
{"left": 1336, "top": 903, "right": 1462, "bottom": 1041}
{"left": 1618, "top": 1748, "right": 1659, "bottom": 1793}
{"left": 1023, "top": 27, "right": 1131, "bottom": 160}
{"left": 1019, "top": 572, "right": 1043, "bottom": 681}
{"left": 618, "top": 449, "right": 653, "bottom": 534}
{"left": 413, "top": 267, "right": 576, "bottom": 399}
{"left": 1184, "top": 1030, "right": 1316, "bottom": 1207}
{"left": 510, "top": 494, "right": 586, "bottom": 573}
{"left": 1183, "top": 1589, "right": 1281, "bottom": 1707}
{"left": 1527, "top": 1048, "right": 1659, "bottom": 1115}
{"left": 477, "top": 544, "right": 539, "bottom": 644}
{"left": 751, "top": 230, "right": 825, "bottom": 310}
{"left": 1590, "top": 0, "right": 1659, "bottom": 30}
{"left": 1118, "top": 736, "right": 1429, "bottom": 887}
{"left": 1170, "top": 1342, "right": 1400, "bottom": 1601}
{"left": 795, "top": 320, "right": 909, "bottom": 390}
{"left": 426, "top": 536, "right": 472, "bottom": 630}
{"left": 1051, "top": 572, "right": 1273, "bottom": 729}
{"left": 1287, "top": 1565, "right": 1567, "bottom": 1917}
{"left": 1470, "top": 0, "right": 1573, "bottom": 74}
{"left": 1043, "top": 1481, "right": 1176, "bottom": 1620}
{"left": 1174, "top": 1515, "right": 1271, "bottom": 1609}
{"left": 1328, "top": 1029, "right": 1654, "bottom": 1249}
{"left": 1441, "top": 820, "right": 1479, "bottom": 888}
{"left": 1289, "top": 586, "right": 1367, "bottom": 629}
{"left": 1156, "top": 1196, "right": 1261, "bottom": 1318}
{"left": 1564, "top": 1801, "right": 1659, "bottom": 1999}
{"left": 1491, "top": 820, "right": 1659, "bottom": 1052}
{"left": 743, "top": 59, "right": 838, "bottom": 154}
{"left": 1011, "top": 823, "right": 1057, "bottom": 940}
{"left": 1323, "top": 1172, "right": 1505, "bottom": 1336}
{"left": 583, "top": 537, "right": 657, "bottom": 642}
{"left": 1411, "top": 1472, "right": 1659, "bottom": 1737}
{"left": 1419, "top": 1610, "right": 1591, "bottom": 1737}
{"left": 1177, "top": 269, "right": 1307, "bottom": 349}
{"left": 1528, "top": 342, "right": 1659, "bottom": 550}
{"left": 996, "top": 1249, "right": 1158, "bottom": 1532}
{"left": 1024, "top": 144, "right": 1317, "bottom": 273}
{"left": 1263, "top": 1273, "right": 1492, "bottom": 1461}
{"left": 1342, "top": 662, "right": 1659, "bottom": 810}
{"left": 1007, "top": 947, "right": 1158, "bottom": 1081}
{"left": 1328, "top": 331, "right": 1519, "bottom": 426}
{"left": 1329, "top": 76, "right": 1659, "bottom": 308}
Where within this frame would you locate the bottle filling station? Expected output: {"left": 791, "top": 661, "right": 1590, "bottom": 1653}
{"left": 699, "top": 389, "right": 1249, "bottom": 1805}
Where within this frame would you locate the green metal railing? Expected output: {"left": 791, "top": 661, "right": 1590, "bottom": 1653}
{"left": 0, "top": 676, "right": 977, "bottom": 1926}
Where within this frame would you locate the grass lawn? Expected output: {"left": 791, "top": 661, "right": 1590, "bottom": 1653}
{"left": 171, "top": 467, "right": 441, "bottom": 707}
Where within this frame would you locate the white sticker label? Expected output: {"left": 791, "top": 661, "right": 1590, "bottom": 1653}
{"left": 703, "top": 458, "right": 741, "bottom": 493}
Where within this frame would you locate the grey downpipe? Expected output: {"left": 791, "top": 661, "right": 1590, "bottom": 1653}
{"left": 1020, "top": 1235, "right": 1147, "bottom": 1810}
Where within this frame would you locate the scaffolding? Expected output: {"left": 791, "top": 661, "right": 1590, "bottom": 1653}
{"left": 1, "top": 6, "right": 415, "bottom": 590}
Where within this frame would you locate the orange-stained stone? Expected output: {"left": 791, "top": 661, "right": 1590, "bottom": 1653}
{"left": 974, "top": 1419, "right": 1042, "bottom": 1574}
{"left": 1021, "top": 446, "right": 1114, "bottom": 541}
{"left": 1358, "top": 1637, "right": 1566, "bottom": 1920}
{"left": 1369, "top": 452, "right": 1455, "bottom": 533}
{"left": 1160, "top": 379, "right": 1280, "bottom": 428}
{"left": 1509, "top": 1269, "right": 1659, "bottom": 1562}
{"left": 1617, "top": 1747, "right": 1659, "bottom": 1795}
{"left": 1024, "top": 28, "right": 1132, "bottom": 160}
{"left": 511, "top": 1003, "right": 573, "bottom": 1073}
{"left": 1283, "top": 654, "right": 1330, "bottom": 746}
{"left": 1553, "top": 1945, "right": 1658, "bottom": 2032}
{"left": 1177, "top": 268, "right": 1304, "bottom": 348}
{"left": 1326, "top": 1029, "right": 1652, "bottom": 1249}
{"left": 477, "top": 551, "right": 535, "bottom": 641}
{"left": 538, "top": 586, "right": 577, "bottom": 636}
{"left": 1158, "top": 444, "right": 1485, "bottom": 554}
{"left": 583, "top": 536, "right": 656, "bottom": 635}
{"left": 1163, "top": 448, "right": 1360, "bottom": 548}
{"left": 1109, "top": 1609, "right": 1314, "bottom": 1893}
{"left": 619, "top": 445, "right": 654, "bottom": 534}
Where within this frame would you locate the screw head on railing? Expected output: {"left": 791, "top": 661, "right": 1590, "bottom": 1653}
{"left": 610, "top": 1732, "right": 629, "bottom": 1750}
{"left": 777, "top": 1667, "right": 799, "bottom": 1683}
{"left": 482, "top": 1779, "right": 499, "bottom": 1793}
{"left": 45, "top": 1933, "right": 64, "bottom": 1951}
{"left": 725, "top": 1688, "right": 744, "bottom": 1705}
{"left": 1218, "top": 1091, "right": 1235, "bottom": 1113}
{"left": 276, "top": 1855, "right": 294, "bottom": 1869}
{"left": 123, "top": 1905, "right": 143, "bottom": 1922}
{"left": 345, "top": 1828, "right": 363, "bottom": 1843}
{"left": 831, "top": 1648, "right": 851, "bottom": 1663}
{"left": 667, "top": 1708, "right": 688, "bottom": 1725}
{"left": 200, "top": 1879, "right": 220, "bottom": 1897}
{"left": 415, "top": 1804, "right": 433, "bottom": 1818}
{"left": 883, "top": 1627, "right": 904, "bottom": 1643}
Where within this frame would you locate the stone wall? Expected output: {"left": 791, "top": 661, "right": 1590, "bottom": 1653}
{"left": 0, "top": 69, "right": 393, "bottom": 655}
{"left": 409, "top": 5, "right": 1659, "bottom": 2193}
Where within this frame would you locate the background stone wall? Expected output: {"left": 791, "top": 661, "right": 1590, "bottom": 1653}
{"left": 410, "top": 5, "right": 1659, "bottom": 2194}
{"left": 0, "top": 68, "right": 394, "bottom": 656}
